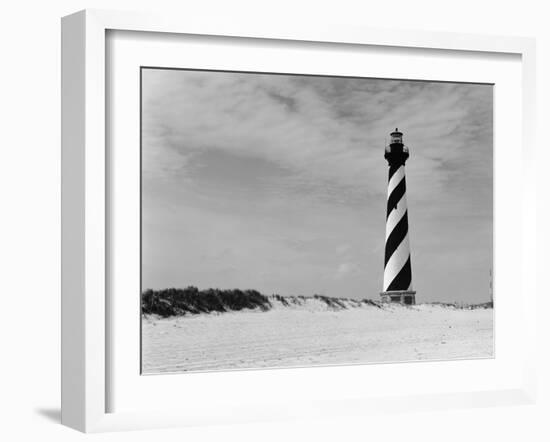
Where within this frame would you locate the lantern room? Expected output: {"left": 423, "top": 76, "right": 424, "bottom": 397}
{"left": 390, "top": 128, "right": 403, "bottom": 145}
{"left": 384, "top": 128, "right": 409, "bottom": 165}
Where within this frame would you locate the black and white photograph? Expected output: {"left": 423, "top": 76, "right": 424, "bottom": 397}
{"left": 140, "top": 68, "right": 494, "bottom": 374}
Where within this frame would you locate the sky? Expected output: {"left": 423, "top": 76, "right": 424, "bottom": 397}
{"left": 141, "top": 68, "right": 493, "bottom": 304}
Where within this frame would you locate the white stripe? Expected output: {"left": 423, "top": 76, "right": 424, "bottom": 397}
{"left": 383, "top": 233, "right": 411, "bottom": 291}
{"left": 387, "top": 165, "right": 405, "bottom": 197}
{"left": 385, "top": 193, "right": 408, "bottom": 240}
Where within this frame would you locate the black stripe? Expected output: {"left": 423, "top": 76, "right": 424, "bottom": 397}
{"left": 386, "top": 256, "right": 412, "bottom": 291}
{"left": 384, "top": 211, "right": 408, "bottom": 266}
{"left": 386, "top": 177, "right": 406, "bottom": 218}
{"left": 388, "top": 165, "right": 401, "bottom": 181}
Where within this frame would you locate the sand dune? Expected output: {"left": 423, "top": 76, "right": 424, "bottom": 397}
{"left": 141, "top": 303, "right": 493, "bottom": 374}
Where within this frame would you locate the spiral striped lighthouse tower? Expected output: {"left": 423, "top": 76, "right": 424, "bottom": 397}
{"left": 380, "top": 129, "right": 416, "bottom": 305}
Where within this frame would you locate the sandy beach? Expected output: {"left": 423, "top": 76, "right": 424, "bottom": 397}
{"left": 142, "top": 303, "right": 493, "bottom": 374}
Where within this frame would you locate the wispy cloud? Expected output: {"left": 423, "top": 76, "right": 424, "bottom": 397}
{"left": 335, "top": 262, "right": 360, "bottom": 279}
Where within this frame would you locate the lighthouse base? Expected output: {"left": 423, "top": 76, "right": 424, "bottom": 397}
{"left": 380, "top": 290, "right": 416, "bottom": 305}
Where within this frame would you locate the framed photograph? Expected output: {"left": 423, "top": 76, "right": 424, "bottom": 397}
{"left": 61, "top": 9, "right": 537, "bottom": 432}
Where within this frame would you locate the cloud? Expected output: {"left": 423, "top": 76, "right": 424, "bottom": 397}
{"left": 335, "top": 262, "right": 360, "bottom": 279}
{"left": 336, "top": 243, "right": 352, "bottom": 255}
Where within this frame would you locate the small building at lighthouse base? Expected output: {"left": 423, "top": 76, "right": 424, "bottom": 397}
{"left": 380, "top": 290, "right": 416, "bottom": 305}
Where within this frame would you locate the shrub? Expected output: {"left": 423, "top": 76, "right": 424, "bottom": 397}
{"left": 141, "top": 287, "right": 271, "bottom": 317}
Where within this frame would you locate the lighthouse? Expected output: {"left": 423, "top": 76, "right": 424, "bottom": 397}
{"left": 380, "top": 129, "right": 416, "bottom": 305}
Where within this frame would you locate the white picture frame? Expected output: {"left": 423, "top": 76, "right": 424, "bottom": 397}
{"left": 61, "top": 9, "right": 537, "bottom": 433}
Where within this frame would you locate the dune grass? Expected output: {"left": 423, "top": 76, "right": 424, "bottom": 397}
{"left": 141, "top": 286, "right": 492, "bottom": 317}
